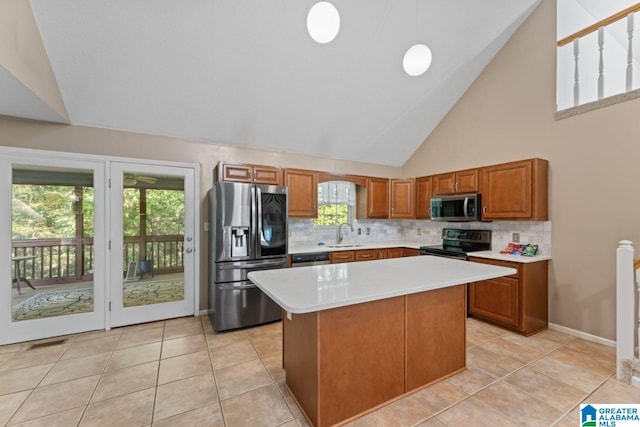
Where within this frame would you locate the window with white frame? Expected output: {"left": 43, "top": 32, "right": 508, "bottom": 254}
{"left": 313, "top": 181, "right": 355, "bottom": 226}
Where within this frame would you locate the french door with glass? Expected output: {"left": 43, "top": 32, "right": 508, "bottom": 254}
{"left": 0, "top": 153, "right": 106, "bottom": 345}
{"left": 109, "top": 162, "right": 197, "bottom": 327}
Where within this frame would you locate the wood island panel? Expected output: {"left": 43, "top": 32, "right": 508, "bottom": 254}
{"left": 283, "top": 287, "right": 466, "bottom": 427}
{"left": 317, "top": 297, "right": 405, "bottom": 427}
{"left": 405, "top": 285, "right": 466, "bottom": 391}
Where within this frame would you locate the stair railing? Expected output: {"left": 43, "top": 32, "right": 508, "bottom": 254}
{"left": 558, "top": 3, "right": 640, "bottom": 108}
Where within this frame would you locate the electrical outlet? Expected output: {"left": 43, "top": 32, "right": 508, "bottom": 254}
{"left": 512, "top": 232, "right": 520, "bottom": 243}
{"left": 417, "top": 228, "right": 422, "bottom": 236}
{"left": 204, "top": 222, "right": 210, "bottom": 231}
{"left": 357, "top": 228, "right": 362, "bottom": 235}
{"left": 366, "top": 228, "right": 370, "bottom": 235}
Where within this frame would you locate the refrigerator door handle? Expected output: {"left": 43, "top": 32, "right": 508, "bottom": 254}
{"left": 251, "top": 185, "right": 257, "bottom": 258}
{"left": 256, "top": 186, "right": 263, "bottom": 258}
{"left": 217, "top": 260, "right": 287, "bottom": 270}
{"left": 217, "top": 283, "right": 257, "bottom": 291}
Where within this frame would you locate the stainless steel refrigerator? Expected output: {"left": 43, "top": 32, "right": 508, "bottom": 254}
{"left": 209, "top": 182, "right": 288, "bottom": 332}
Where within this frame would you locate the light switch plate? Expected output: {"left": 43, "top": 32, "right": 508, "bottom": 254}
{"left": 512, "top": 232, "right": 520, "bottom": 243}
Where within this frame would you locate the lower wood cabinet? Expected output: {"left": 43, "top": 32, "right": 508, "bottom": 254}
{"left": 468, "top": 257, "right": 548, "bottom": 336}
{"left": 330, "top": 247, "right": 419, "bottom": 263}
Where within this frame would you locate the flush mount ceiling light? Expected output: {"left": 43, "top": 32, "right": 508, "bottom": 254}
{"left": 403, "top": 0, "right": 432, "bottom": 76}
{"left": 307, "top": 1, "right": 340, "bottom": 44}
{"left": 403, "top": 44, "right": 432, "bottom": 76}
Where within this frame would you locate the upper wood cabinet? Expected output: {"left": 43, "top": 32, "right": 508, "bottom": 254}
{"left": 415, "top": 176, "right": 432, "bottom": 219}
{"left": 215, "top": 162, "right": 283, "bottom": 185}
{"left": 432, "top": 169, "right": 479, "bottom": 195}
{"left": 480, "top": 158, "right": 548, "bottom": 221}
{"left": 284, "top": 169, "right": 318, "bottom": 218}
{"left": 390, "top": 179, "right": 415, "bottom": 219}
{"left": 357, "top": 177, "right": 389, "bottom": 219}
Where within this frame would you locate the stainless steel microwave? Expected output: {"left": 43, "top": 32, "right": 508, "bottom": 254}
{"left": 430, "top": 193, "right": 481, "bottom": 221}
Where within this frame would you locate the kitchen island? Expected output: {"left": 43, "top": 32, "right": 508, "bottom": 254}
{"left": 248, "top": 256, "right": 516, "bottom": 427}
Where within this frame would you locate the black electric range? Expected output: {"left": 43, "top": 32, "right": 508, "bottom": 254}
{"left": 419, "top": 228, "right": 491, "bottom": 260}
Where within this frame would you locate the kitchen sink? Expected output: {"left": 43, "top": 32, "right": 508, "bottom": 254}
{"left": 324, "top": 244, "right": 366, "bottom": 248}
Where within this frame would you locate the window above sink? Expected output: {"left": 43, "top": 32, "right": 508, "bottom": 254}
{"left": 313, "top": 181, "right": 356, "bottom": 227}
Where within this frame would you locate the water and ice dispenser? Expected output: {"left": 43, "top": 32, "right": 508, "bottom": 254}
{"left": 230, "top": 226, "right": 249, "bottom": 257}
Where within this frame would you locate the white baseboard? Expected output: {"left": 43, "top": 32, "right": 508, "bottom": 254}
{"left": 199, "top": 309, "right": 211, "bottom": 317}
{"left": 549, "top": 323, "right": 616, "bottom": 348}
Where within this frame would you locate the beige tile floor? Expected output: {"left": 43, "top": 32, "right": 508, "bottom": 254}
{"left": 0, "top": 316, "right": 639, "bottom": 426}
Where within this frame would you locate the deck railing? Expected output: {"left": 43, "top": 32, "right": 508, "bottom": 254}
{"left": 616, "top": 240, "right": 640, "bottom": 387}
{"left": 557, "top": 3, "right": 640, "bottom": 110}
{"left": 11, "top": 235, "right": 184, "bottom": 285}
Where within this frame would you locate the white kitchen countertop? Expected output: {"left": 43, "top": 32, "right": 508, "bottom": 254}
{"left": 468, "top": 251, "right": 552, "bottom": 264}
{"left": 248, "top": 256, "right": 516, "bottom": 314}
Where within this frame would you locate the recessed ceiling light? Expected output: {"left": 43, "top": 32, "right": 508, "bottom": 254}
{"left": 403, "top": 44, "right": 432, "bottom": 77}
{"left": 307, "top": 2, "right": 340, "bottom": 44}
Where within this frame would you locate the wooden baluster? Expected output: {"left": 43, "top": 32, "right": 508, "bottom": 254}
{"left": 598, "top": 26, "right": 605, "bottom": 100}
{"left": 573, "top": 39, "right": 580, "bottom": 106}
{"left": 628, "top": 12, "right": 635, "bottom": 91}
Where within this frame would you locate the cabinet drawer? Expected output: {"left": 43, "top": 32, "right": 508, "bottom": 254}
{"left": 253, "top": 166, "right": 282, "bottom": 185}
{"left": 355, "top": 249, "right": 377, "bottom": 262}
{"left": 220, "top": 163, "right": 253, "bottom": 183}
{"left": 468, "top": 257, "right": 520, "bottom": 278}
{"left": 331, "top": 251, "right": 355, "bottom": 263}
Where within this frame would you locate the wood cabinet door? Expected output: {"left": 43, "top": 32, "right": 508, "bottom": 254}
{"left": 284, "top": 169, "right": 318, "bottom": 218}
{"left": 455, "top": 169, "right": 479, "bottom": 193}
{"left": 431, "top": 173, "right": 455, "bottom": 195}
{"left": 481, "top": 160, "right": 532, "bottom": 220}
{"left": 355, "top": 249, "right": 377, "bottom": 262}
{"left": 219, "top": 163, "right": 253, "bottom": 183}
{"left": 331, "top": 251, "right": 355, "bottom": 263}
{"left": 253, "top": 165, "right": 283, "bottom": 185}
{"left": 367, "top": 178, "right": 389, "bottom": 219}
{"left": 468, "top": 277, "right": 520, "bottom": 327}
{"left": 415, "top": 176, "right": 432, "bottom": 219}
{"left": 390, "top": 179, "right": 415, "bottom": 219}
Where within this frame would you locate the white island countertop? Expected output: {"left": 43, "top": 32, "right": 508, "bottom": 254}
{"left": 248, "top": 256, "right": 516, "bottom": 314}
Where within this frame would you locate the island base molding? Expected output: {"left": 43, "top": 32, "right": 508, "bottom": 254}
{"left": 283, "top": 285, "right": 466, "bottom": 427}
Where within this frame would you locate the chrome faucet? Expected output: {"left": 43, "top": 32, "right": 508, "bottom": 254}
{"left": 337, "top": 222, "right": 354, "bottom": 244}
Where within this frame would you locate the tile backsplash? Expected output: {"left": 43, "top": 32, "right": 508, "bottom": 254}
{"left": 289, "top": 219, "right": 551, "bottom": 255}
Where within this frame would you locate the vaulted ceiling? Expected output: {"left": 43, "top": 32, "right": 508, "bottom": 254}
{"left": 1, "top": 0, "right": 541, "bottom": 166}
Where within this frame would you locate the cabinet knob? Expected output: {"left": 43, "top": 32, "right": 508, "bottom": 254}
{"left": 483, "top": 206, "right": 487, "bottom": 214}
